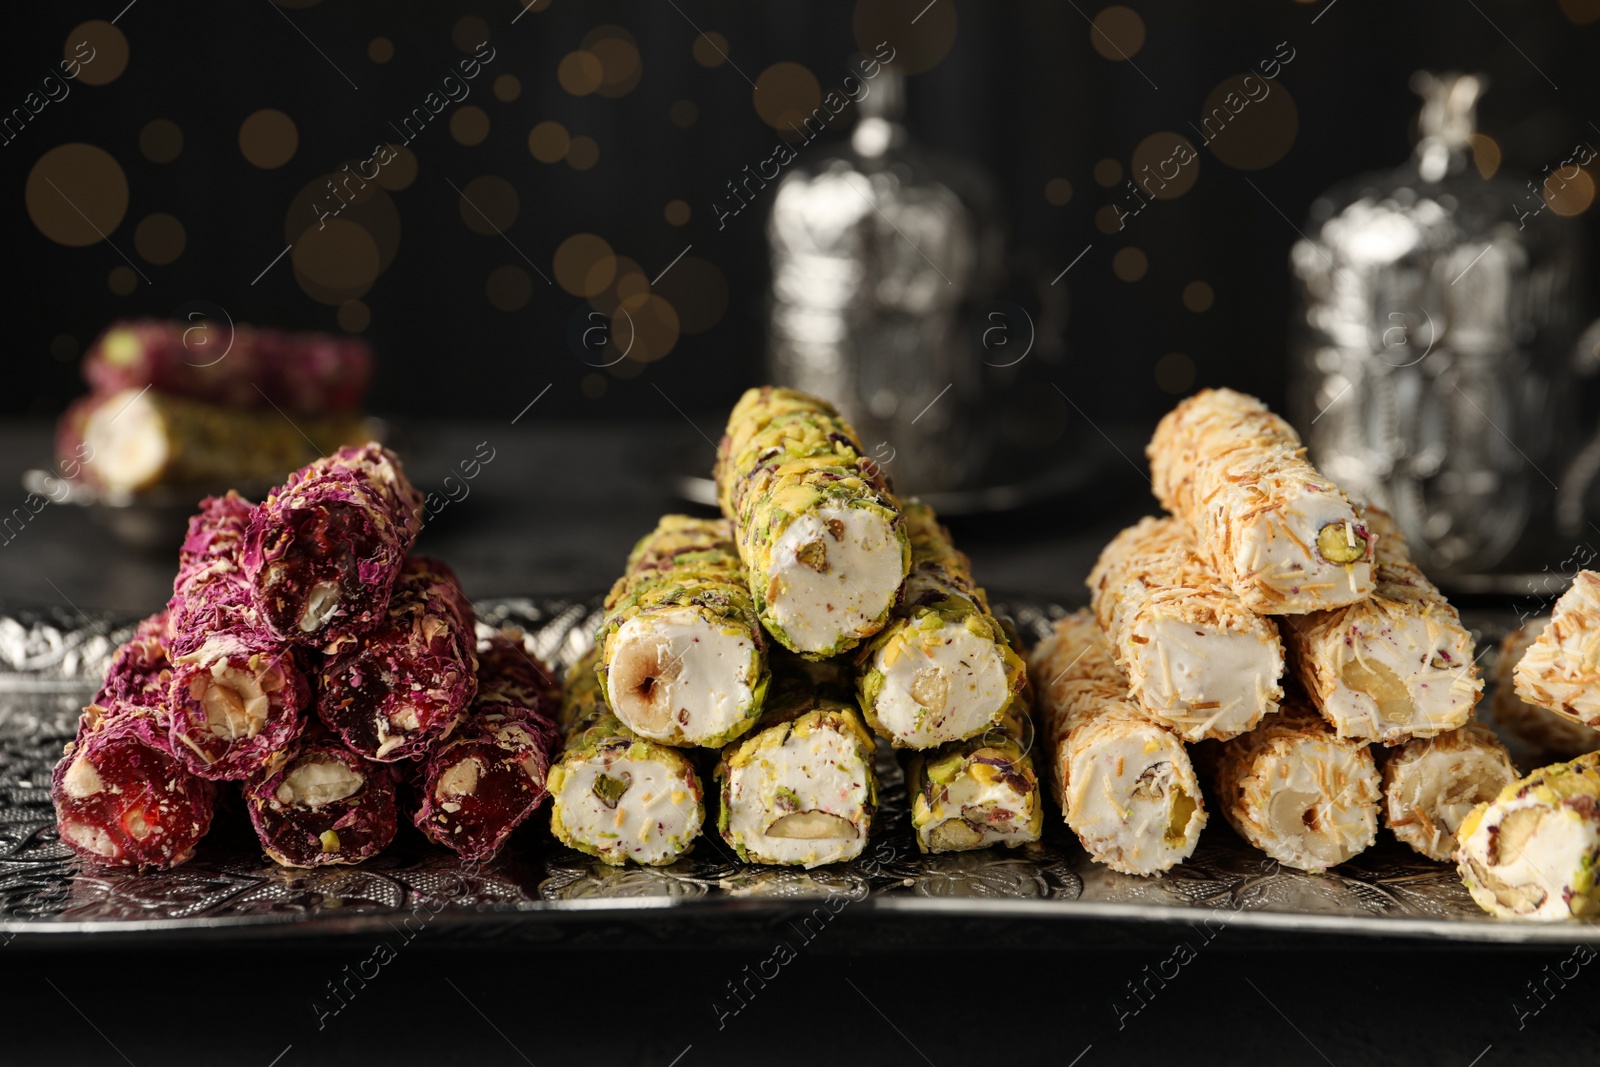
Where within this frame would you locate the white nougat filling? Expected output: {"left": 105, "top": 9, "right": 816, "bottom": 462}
{"left": 922, "top": 770, "right": 1032, "bottom": 849}
{"left": 1235, "top": 493, "right": 1372, "bottom": 608}
{"left": 767, "top": 507, "right": 903, "bottom": 653}
{"left": 1066, "top": 721, "right": 1201, "bottom": 873}
{"left": 83, "top": 388, "right": 168, "bottom": 491}
{"left": 874, "top": 621, "right": 1010, "bottom": 747}
{"left": 606, "top": 610, "right": 756, "bottom": 744}
{"left": 725, "top": 725, "right": 870, "bottom": 867}
{"left": 1135, "top": 618, "right": 1281, "bottom": 740}
{"left": 1460, "top": 796, "right": 1600, "bottom": 919}
{"left": 555, "top": 756, "right": 699, "bottom": 865}
{"left": 1249, "top": 741, "right": 1376, "bottom": 870}
{"left": 1324, "top": 614, "right": 1475, "bottom": 740}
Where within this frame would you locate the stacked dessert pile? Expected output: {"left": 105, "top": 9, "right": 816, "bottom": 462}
{"left": 57, "top": 319, "right": 372, "bottom": 495}
{"left": 1032, "top": 389, "right": 1513, "bottom": 877}
{"left": 51, "top": 444, "right": 560, "bottom": 869}
{"left": 551, "top": 387, "right": 1042, "bottom": 869}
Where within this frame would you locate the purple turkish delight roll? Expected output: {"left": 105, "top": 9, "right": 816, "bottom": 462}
{"left": 83, "top": 319, "right": 372, "bottom": 415}
{"left": 52, "top": 703, "right": 217, "bottom": 870}
{"left": 244, "top": 444, "right": 424, "bottom": 644}
{"left": 95, "top": 611, "right": 173, "bottom": 711}
{"left": 315, "top": 556, "right": 478, "bottom": 761}
{"left": 244, "top": 735, "right": 397, "bottom": 867}
{"left": 413, "top": 634, "right": 561, "bottom": 862}
{"left": 166, "top": 493, "right": 310, "bottom": 780}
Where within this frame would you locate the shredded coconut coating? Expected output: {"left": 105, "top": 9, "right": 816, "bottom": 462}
{"left": 594, "top": 515, "right": 768, "bottom": 747}
{"left": 904, "top": 698, "right": 1043, "bottom": 853}
{"left": 1381, "top": 723, "right": 1516, "bottom": 862}
{"left": 244, "top": 443, "right": 424, "bottom": 646}
{"left": 856, "top": 501, "right": 1026, "bottom": 748}
{"left": 1490, "top": 618, "right": 1600, "bottom": 758}
{"left": 1513, "top": 571, "right": 1600, "bottom": 729}
{"left": 714, "top": 386, "right": 910, "bottom": 658}
{"left": 1455, "top": 752, "right": 1600, "bottom": 920}
{"left": 550, "top": 648, "right": 706, "bottom": 866}
{"left": 1148, "top": 388, "right": 1375, "bottom": 614}
{"left": 1088, "top": 516, "right": 1284, "bottom": 741}
{"left": 1284, "top": 506, "right": 1481, "bottom": 745}
{"left": 1027, "top": 611, "right": 1207, "bottom": 874}
{"left": 1212, "top": 699, "right": 1381, "bottom": 872}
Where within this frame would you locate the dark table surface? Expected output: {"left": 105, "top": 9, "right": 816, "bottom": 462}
{"left": 2, "top": 418, "right": 1593, "bottom": 1066}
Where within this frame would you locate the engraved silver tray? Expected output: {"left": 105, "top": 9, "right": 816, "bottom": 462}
{"left": 0, "top": 596, "right": 1587, "bottom": 948}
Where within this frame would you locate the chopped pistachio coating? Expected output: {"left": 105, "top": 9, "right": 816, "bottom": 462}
{"left": 1212, "top": 700, "right": 1381, "bottom": 872}
{"left": 1490, "top": 618, "right": 1600, "bottom": 758}
{"left": 1148, "top": 388, "right": 1375, "bottom": 614}
{"left": 714, "top": 386, "right": 910, "bottom": 658}
{"left": 595, "top": 516, "right": 768, "bottom": 748}
{"left": 1028, "top": 611, "right": 1206, "bottom": 875}
{"left": 550, "top": 648, "right": 706, "bottom": 866}
{"left": 1513, "top": 571, "right": 1600, "bottom": 730}
{"left": 1456, "top": 752, "right": 1600, "bottom": 920}
{"left": 905, "top": 699, "right": 1043, "bottom": 853}
{"left": 715, "top": 650, "right": 879, "bottom": 867}
{"left": 1089, "top": 516, "right": 1284, "bottom": 741}
{"left": 66, "top": 388, "right": 367, "bottom": 494}
{"left": 1286, "top": 506, "right": 1480, "bottom": 745}
{"left": 1382, "top": 723, "right": 1516, "bottom": 862}
{"left": 856, "top": 502, "right": 1025, "bottom": 749}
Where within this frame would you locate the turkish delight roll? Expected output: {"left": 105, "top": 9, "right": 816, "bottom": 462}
{"left": 68, "top": 388, "right": 366, "bottom": 494}
{"left": 413, "top": 634, "right": 561, "bottom": 863}
{"left": 1490, "top": 618, "right": 1600, "bottom": 758}
{"left": 316, "top": 556, "right": 478, "bottom": 761}
{"left": 1148, "top": 388, "right": 1375, "bottom": 614}
{"left": 1285, "top": 507, "right": 1481, "bottom": 745}
{"left": 244, "top": 443, "right": 425, "bottom": 644}
{"left": 84, "top": 319, "right": 372, "bottom": 414}
{"left": 550, "top": 648, "right": 706, "bottom": 866}
{"left": 857, "top": 502, "right": 1025, "bottom": 749}
{"left": 166, "top": 492, "right": 309, "bottom": 780}
{"left": 52, "top": 704, "right": 216, "bottom": 870}
{"left": 245, "top": 735, "right": 397, "bottom": 867}
{"left": 1513, "top": 571, "right": 1600, "bottom": 729}
{"left": 715, "top": 653, "right": 878, "bottom": 867}
{"left": 715, "top": 386, "right": 910, "bottom": 658}
{"left": 1382, "top": 723, "right": 1516, "bottom": 862}
{"left": 905, "top": 699, "right": 1043, "bottom": 853}
{"left": 1089, "top": 516, "right": 1284, "bottom": 741}
{"left": 95, "top": 611, "right": 173, "bottom": 710}
{"left": 1029, "top": 611, "right": 1206, "bottom": 875}
{"left": 1212, "top": 701, "right": 1381, "bottom": 872}
{"left": 1456, "top": 753, "right": 1600, "bottom": 920}
{"left": 595, "top": 516, "right": 768, "bottom": 748}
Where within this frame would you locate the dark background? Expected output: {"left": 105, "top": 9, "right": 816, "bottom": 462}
{"left": 11, "top": 0, "right": 1600, "bottom": 429}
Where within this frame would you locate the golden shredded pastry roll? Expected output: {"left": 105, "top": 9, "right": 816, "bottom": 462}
{"left": 1211, "top": 700, "right": 1380, "bottom": 872}
{"left": 1089, "top": 516, "right": 1285, "bottom": 741}
{"left": 1381, "top": 723, "right": 1516, "bottom": 862}
{"left": 1148, "top": 388, "right": 1375, "bottom": 614}
{"left": 1028, "top": 611, "right": 1206, "bottom": 875}
{"left": 1283, "top": 507, "right": 1481, "bottom": 745}
{"left": 1489, "top": 618, "right": 1600, "bottom": 758}
{"left": 1513, "top": 571, "right": 1600, "bottom": 730}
